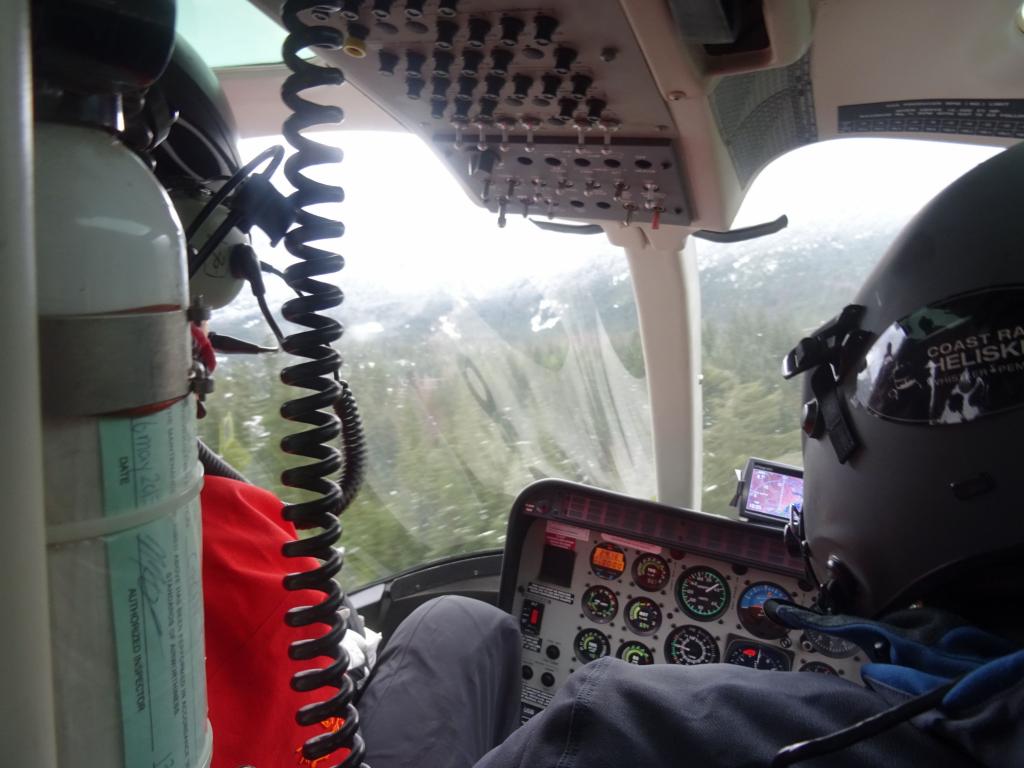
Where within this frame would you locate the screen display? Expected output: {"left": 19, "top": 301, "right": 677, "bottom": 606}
{"left": 744, "top": 466, "right": 803, "bottom": 520}
{"left": 591, "top": 545, "right": 626, "bottom": 574}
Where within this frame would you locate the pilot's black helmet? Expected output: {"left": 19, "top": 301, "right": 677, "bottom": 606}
{"left": 783, "top": 141, "right": 1024, "bottom": 618}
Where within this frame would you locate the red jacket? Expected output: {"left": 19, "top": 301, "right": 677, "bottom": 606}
{"left": 201, "top": 476, "right": 345, "bottom": 768}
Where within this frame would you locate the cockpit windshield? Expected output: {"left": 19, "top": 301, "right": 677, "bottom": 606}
{"left": 198, "top": 131, "right": 655, "bottom": 589}
{"left": 198, "top": 131, "right": 999, "bottom": 589}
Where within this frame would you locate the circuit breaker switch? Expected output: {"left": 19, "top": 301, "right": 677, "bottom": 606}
{"left": 570, "top": 73, "right": 593, "bottom": 101}
{"left": 340, "top": 0, "right": 364, "bottom": 21}
{"left": 499, "top": 16, "right": 526, "bottom": 46}
{"left": 372, "top": 0, "right": 394, "bottom": 19}
{"left": 436, "top": 19, "right": 459, "bottom": 50}
{"left": 377, "top": 50, "right": 399, "bottom": 76}
{"left": 483, "top": 74, "right": 506, "bottom": 101}
{"left": 491, "top": 49, "right": 514, "bottom": 77}
{"left": 467, "top": 17, "right": 492, "bottom": 48}
{"left": 511, "top": 74, "right": 534, "bottom": 101}
{"left": 553, "top": 47, "right": 578, "bottom": 75}
{"left": 405, "top": 50, "right": 426, "bottom": 79}
{"left": 533, "top": 14, "right": 559, "bottom": 46}
{"left": 461, "top": 50, "right": 484, "bottom": 76}
{"left": 433, "top": 50, "right": 455, "bottom": 78}
{"left": 405, "top": 76, "right": 426, "bottom": 100}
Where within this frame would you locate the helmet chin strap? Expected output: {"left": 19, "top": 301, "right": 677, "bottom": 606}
{"left": 782, "top": 304, "right": 873, "bottom": 464}
{"left": 783, "top": 504, "right": 858, "bottom": 615}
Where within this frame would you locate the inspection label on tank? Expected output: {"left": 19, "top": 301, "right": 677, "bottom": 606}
{"left": 108, "top": 498, "right": 207, "bottom": 768}
{"left": 837, "top": 99, "right": 1024, "bottom": 137}
{"left": 99, "top": 398, "right": 196, "bottom": 513}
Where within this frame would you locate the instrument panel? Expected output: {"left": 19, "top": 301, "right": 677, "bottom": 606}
{"left": 499, "top": 480, "right": 866, "bottom": 723}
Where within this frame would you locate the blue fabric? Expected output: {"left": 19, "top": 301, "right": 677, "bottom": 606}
{"left": 944, "top": 649, "right": 1024, "bottom": 710}
{"left": 771, "top": 600, "right": 1024, "bottom": 724}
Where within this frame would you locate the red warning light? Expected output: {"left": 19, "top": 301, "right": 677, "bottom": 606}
{"left": 743, "top": 648, "right": 757, "bottom": 658}
{"left": 530, "top": 609, "right": 540, "bottom": 626}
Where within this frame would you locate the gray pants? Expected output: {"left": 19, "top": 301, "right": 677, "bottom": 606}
{"left": 358, "top": 597, "right": 984, "bottom": 768}
{"left": 359, "top": 596, "right": 522, "bottom": 768}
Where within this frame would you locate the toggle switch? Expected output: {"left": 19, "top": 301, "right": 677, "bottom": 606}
{"left": 453, "top": 99, "right": 472, "bottom": 121}
{"left": 430, "top": 100, "right": 447, "bottom": 120}
{"left": 461, "top": 50, "right": 484, "bottom": 76}
{"left": 437, "top": 0, "right": 458, "bottom": 17}
{"left": 553, "top": 47, "right": 578, "bottom": 75}
{"left": 467, "top": 17, "right": 492, "bottom": 48}
{"left": 435, "top": 19, "right": 459, "bottom": 50}
{"left": 404, "top": 0, "right": 426, "bottom": 18}
{"left": 483, "top": 74, "right": 506, "bottom": 101}
{"left": 499, "top": 16, "right": 526, "bottom": 46}
{"left": 570, "top": 73, "right": 593, "bottom": 101}
{"left": 433, "top": 50, "right": 455, "bottom": 78}
{"left": 490, "top": 48, "right": 514, "bottom": 77}
{"left": 520, "top": 116, "right": 541, "bottom": 151}
{"left": 378, "top": 50, "right": 399, "bottom": 75}
{"left": 533, "top": 14, "right": 559, "bottom": 46}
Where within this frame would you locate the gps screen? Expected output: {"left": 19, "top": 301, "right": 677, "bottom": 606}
{"left": 744, "top": 466, "right": 803, "bottom": 521}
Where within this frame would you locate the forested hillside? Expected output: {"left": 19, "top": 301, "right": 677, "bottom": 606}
{"left": 199, "top": 217, "right": 900, "bottom": 588}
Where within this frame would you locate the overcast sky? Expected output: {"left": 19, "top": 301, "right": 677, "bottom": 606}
{"left": 237, "top": 132, "right": 1002, "bottom": 302}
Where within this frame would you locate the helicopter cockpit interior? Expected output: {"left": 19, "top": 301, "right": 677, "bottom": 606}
{"left": 3, "top": 0, "right": 1023, "bottom": 766}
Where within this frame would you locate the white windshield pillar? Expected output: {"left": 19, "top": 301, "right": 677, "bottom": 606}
{"left": 614, "top": 226, "right": 702, "bottom": 510}
{"left": 0, "top": 2, "right": 58, "bottom": 764}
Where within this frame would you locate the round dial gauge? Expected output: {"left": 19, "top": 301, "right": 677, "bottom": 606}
{"left": 800, "top": 661, "right": 839, "bottom": 675}
{"left": 803, "top": 630, "right": 859, "bottom": 659}
{"left": 632, "top": 553, "right": 670, "bottom": 592}
{"left": 737, "top": 582, "right": 791, "bottom": 639}
{"left": 581, "top": 585, "right": 619, "bottom": 624}
{"left": 616, "top": 641, "right": 655, "bottom": 665}
{"left": 676, "top": 565, "right": 731, "bottom": 621}
{"left": 573, "top": 628, "right": 611, "bottom": 664}
{"left": 724, "top": 639, "right": 791, "bottom": 671}
{"left": 664, "top": 625, "right": 720, "bottom": 665}
{"left": 624, "top": 597, "right": 662, "bottom": 636}
{"left": 590, "top": 543, "right": 626, "bottom": 580}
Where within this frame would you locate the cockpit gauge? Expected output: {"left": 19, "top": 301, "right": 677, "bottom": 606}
{"left": 664, "top": 625, "right": 720, "bottom": 665}
{"left": 724, "top": 638, "right": 792, "bottom": 671}
{"left": 624, "top": 597, "right": 662, "bottom": 636}
{"left": 573, "top": 628, "right": 611, "bottom": 664}
{"left": 616, "top": 640, "right": 655, "bottom": 665}
{"left": 799, "top": 661, "right": 839, "bottom": 675}
{"left": 581, "top": 585, "right": 619, "bottom": 624}
{"left": 632, "top": 553, "right": 670, "bottom": 592}
{"left": 802, "top": 630, "right": 859, "bottom": 659}
{"left": 676, "top": 565, "right": 731, "bottom": 621}
{"left": 590, "top": 542, "right": 626, "bottom": 580}
{"left": 737, "top": 582, "right": 791, "bottom": 639}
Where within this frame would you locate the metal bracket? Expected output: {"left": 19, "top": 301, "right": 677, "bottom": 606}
{"left": 39, "top": 310, "right": 191, "bottom": 416}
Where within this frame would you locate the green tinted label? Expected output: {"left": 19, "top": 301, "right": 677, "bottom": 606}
{"left": 107, "top": 498, "right": 207, "bottom": 768}
{"left": 100, "top": 399, "right": 207, "bottom": 767}
{"left": 100, "top": 398, "right": 195, "bottom": 513}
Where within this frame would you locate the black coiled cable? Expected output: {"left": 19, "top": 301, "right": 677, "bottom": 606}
{"left": 279, "top": 3, "right": 367, "bottom": 766}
